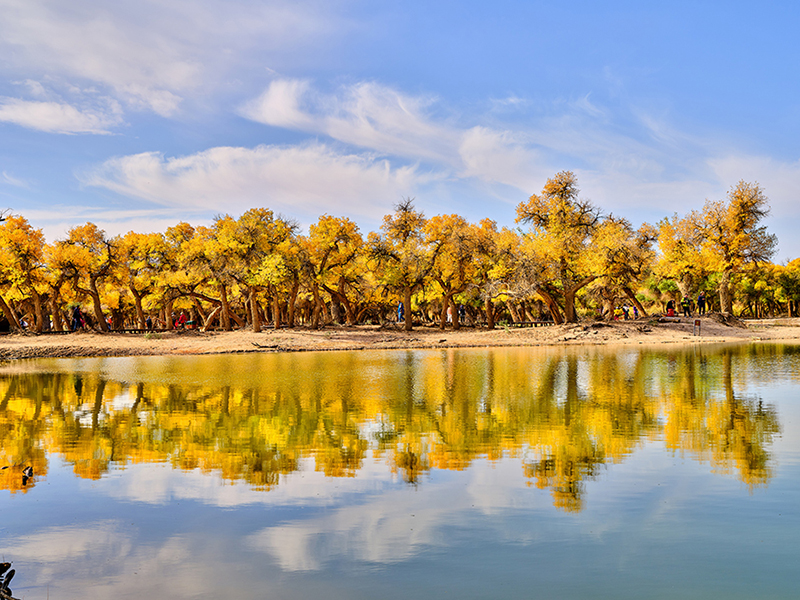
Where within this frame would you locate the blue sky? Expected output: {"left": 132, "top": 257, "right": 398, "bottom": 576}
{"left": 2, "top": 0, "right": 799, "bottom": 259}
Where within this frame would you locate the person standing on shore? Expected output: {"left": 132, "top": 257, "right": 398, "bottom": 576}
{"left": 681, "top": 296, "right": 691, "bottom": 317}
{"left": 697, "top": 291, "right": 706, "bottom": 315}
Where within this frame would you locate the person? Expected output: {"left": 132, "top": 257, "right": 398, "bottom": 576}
{"left": 697, "top": 291, "right": 706, "bottom": 315}
{"left": 622, "top": 305, "right": 630, "bottom": 320}
{"left": 632, "top": 305, "right": 639, "bottom": 319}
{"left": 666, "top": 299, "right": 675, "bottom": 317}
{"left": 458, "top": 304, "right": 466, "bottom": 324}
{"left": 145, "top": 315, "right": 153, "bottom": 330}
{"left": 397, "top": 301, "right": 405, "bottom": 323}
{"left": 681, "top": 296, "right": 691, "bottom": 317}
{"left": 71, "top": 306, "right": 83, "bottom": 331}
{"left": 177, "top": 311, "right": 188, "bottom": 328}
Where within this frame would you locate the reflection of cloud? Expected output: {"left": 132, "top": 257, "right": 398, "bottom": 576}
{"left": 4, "top": 520, "right": 131, "bottom": 563}
{"left": 101, "top": 458, "right": 395, "bottom": 507}
{"left": 247, "top": 459, "right": 536, "bottom": 571}
{"left": 5, "top": 522, "right": 221, "bottom": 599}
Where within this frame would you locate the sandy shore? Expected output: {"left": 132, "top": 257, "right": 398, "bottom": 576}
{"left": 2, "top": 315, "right": 800, "bottom": 360}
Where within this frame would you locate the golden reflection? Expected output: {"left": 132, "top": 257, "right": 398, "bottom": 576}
{"left": 0, "top": 344, "right": 789, "bottom": 506}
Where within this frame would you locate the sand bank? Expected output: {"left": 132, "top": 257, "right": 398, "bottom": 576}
{"left": 2, "top": 315, "right": 800, "bottom": 361}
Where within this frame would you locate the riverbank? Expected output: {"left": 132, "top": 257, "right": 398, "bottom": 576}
{"left": 1, "top": 315, "right": 799, "bottom": 360}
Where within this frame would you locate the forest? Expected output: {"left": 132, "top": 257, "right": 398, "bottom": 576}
{"left": 1, "top": 171, "right": 795, "bottom": 334}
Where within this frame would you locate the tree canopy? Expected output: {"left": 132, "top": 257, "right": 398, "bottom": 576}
{"left": 0, "top": 174, "right": 787, "bottom": 333}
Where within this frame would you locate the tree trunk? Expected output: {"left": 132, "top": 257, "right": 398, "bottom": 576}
{"left": 311, "top": 283, "right": 323, "bottom": 329}
{"left": 219, "top": 284, "right": 232, "bottom": 331}
{"left": 273, "top": 291, "right": 281, "bottom": 330}
{"left": 0, "top": 295, "right": 21, "bottom": 331}
{"left": 191, "top": 297, "right": 207, "bottom": 323}
{"left": 337, "top": 278, "right": 356, "bottom": 325}
{"left": 165, "top": 297, "right": 175, "bottom": 330}
{"left": 286, "top": 279, "right": 299, "bottom": 328}
{"left": 718, "top": 269, "right": 733, "bottom": 314}
{"left": 484, "top": 296, "right": 495, "bottom": 329}
{"left": 536, "top": 287, "right": 564, "bottom": 324}
{"left": 676, "top": 272, "right": 692, "bottom": 302}
{"left": 32, "top": 289, "right": 44, "bottom": 333}
{"left": 49, "top": 295, "right": 64, "bottom": 331}
{"left": 250, "top": 288, "right": 261, "bottom": 332}
{"left": 88, "top": 279, "right": 108, "bottom": 332}
{"left": 622, "top": 286, "right": 648, "bottom": 318}
{"left": 131, "top": 288, "right": 146, "bottom": 329}
{"left": 506, "top": 300, "right": 522, "bottom": 324}
{"left": 202, "top": 306, "right": 221, "bottom": 331}
{"left": 563, "top": 288, "right": 578, "bottom": 323}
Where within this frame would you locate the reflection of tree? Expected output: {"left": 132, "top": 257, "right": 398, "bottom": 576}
{"left": 661, "top": 348, "right": 780, "bottom": 489}
{"left": 520, "top": 354, "right": 660, "bottom": 511}
{"left": 0, "top": 345, "right": 786, "bottom": 509}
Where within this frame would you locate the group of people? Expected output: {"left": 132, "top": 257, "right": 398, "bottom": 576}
{"left": 666, "top": 291, "right": 707, "bottom": 317}
{"left": 396, "top": 301, "right": 467, "bottom": 325}
{"left": 613, "top": 305, "right": 639, "bottom": 320}
{"left": 64, "top": 306, "right": 193, "bottom": 332}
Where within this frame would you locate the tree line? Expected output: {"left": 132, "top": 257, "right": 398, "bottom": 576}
{"left": 0, "top": 171, "right": 792, "bottom": 334}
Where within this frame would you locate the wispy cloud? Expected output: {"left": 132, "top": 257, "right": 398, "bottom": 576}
{"left": 0, "top": 0, "right": 352, "bottom": 118}
{"left": 0, "top": 97, "right": 122, "bottom": 134}
{"left": 241, "top": 79, "right": 460, "bottom": 164}
{"left": 1, "top": 170, "right": 29, "bottom": 187}
{"left": 82, "top": 142, "right": 434, "bottom": 223}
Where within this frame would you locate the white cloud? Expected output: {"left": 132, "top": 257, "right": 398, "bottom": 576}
{"left": 458, "top": 126, "right": 544, "bottom": 191}
{"left": 0, "top": 97, "right": 122, "bottom": 133}
{"left": 82, "top": 142, "right": 433, "bottom": 222}
{"left": 0, "top": 0, "right": 351, "bottom": 117}
{"left": 240, "top": 79, "right": 315, "bottom": 130}
{"left": 1, "top": 171, "right": 28, "bottom": 187}
{"left": 242, "top": 79, "right": 460, "bottom": 164}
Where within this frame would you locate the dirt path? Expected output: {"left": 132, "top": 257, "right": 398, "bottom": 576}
{"left": 2, "top": 315, "right": 800, "bottom": 360}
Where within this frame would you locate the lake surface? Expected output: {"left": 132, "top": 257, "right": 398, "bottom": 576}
{"left": 1, "top": 344, "right": 799, "bottom": 599}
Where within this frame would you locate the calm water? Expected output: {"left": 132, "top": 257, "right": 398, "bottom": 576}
{"left": 1, "top": 344, "right": 799, "bottom": 599}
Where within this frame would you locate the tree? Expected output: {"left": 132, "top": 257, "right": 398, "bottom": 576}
{"left": 425, "top": 214, "right": 476, "bottom": 330}
{"left": 516, "top": 171, "right": 602, "bottom": 322}
{"left": 306, "top": 215, "right": 365, "bottom": 327}
{"left": 218, "top": 209, "right": 296, "bottom": 331}
{"left": 591, "top": 217, "right": 657, "bottom": 318}
{"left": 369, "top": 199, "right": 442, "bottom": 331}
{"left": 692, "top": 181, "right": 777, "bottom": 314}
{"left": 0, "top": 215, "right": 47, "bottom": 331}
{"left": 116, "top": 231, "right": 165, "bottom": 328}
{"left": 53, "top": 223, "right": 116, "bottom": 331}
{"left": 655, "top": 213, "right": 710, "bottom": 302}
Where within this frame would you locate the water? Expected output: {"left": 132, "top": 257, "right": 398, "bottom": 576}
{"left": 1, "top": 344, "right": 799, "bottom": 599}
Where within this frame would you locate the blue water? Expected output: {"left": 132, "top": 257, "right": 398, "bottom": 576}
{"left": 1, "top": 344, "right": 798, "bottom": 599}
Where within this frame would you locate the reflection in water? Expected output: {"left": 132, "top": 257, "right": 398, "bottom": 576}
{"left": 0, "top": 344, "right": 786, "bottom": 510}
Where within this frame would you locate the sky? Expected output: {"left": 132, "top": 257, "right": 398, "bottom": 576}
{"left": 1, "top": 0, "right": 799, "bottom": 259}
